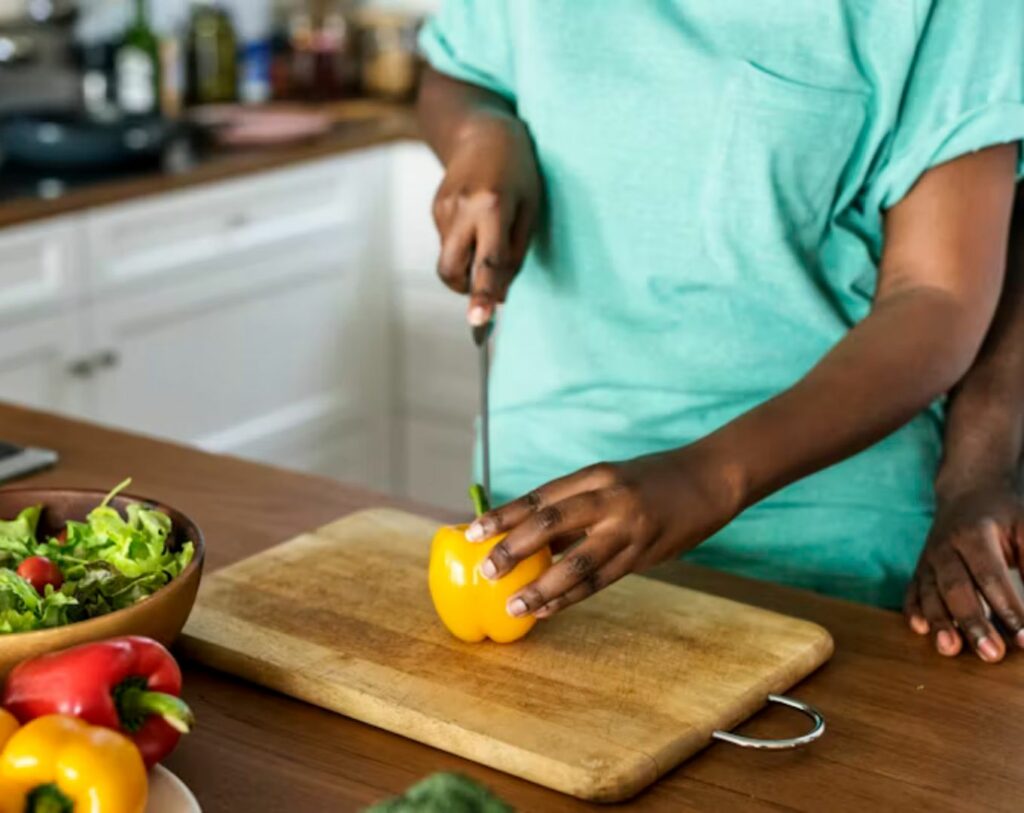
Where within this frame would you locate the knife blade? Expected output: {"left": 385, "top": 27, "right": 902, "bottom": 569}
{"left": 472, "top": 316, "right": 495, "bottom": 507}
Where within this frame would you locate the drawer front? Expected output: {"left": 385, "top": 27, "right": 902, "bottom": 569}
{"left": 0, "top": 219, "right": 79, "bottom": 320}
{"left": 86, "top": 154, "right": 383, "bottom": 291}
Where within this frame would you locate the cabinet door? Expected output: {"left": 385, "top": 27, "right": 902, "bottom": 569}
{"left": 89, "top": 243, "right": 386, "bottom": 473}
{"left": 0, "top": 219, "right": 91, "bottom": 418}
{"left": 85, "top": 153, "right": 393, "bottom": 490}
{"left": 0, "top": 314, "right": 91, "bottom": 418}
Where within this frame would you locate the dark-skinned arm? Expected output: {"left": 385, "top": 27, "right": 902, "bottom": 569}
{"left": 904, "top": 189, "right": 1024, "bottom": 663}
{"left": 466, "top": 145, "right": 1019, "bottom": 623}
{"left": 417, "top": 67, "right": 541, "bottom": 326}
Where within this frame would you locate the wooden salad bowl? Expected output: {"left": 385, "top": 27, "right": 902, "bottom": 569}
{"left": 0, "top": 488, "right": 204, "bottom": 678}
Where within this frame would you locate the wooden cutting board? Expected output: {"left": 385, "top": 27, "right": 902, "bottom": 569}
{"left": 179, "top": 508, "right": 833, "bottom": 802}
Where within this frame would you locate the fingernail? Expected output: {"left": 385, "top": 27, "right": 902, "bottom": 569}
{"left": 507, "top": 598, "right": 527, "bottom": 617}
{"left": 937, "top": 630, "right": 957, "bottom": 654}
{"left": 480, "top": 558, "right": 497, "bottom": 580}
{"left": 978, "top": 636, "right": 1001, "bottom": 662}
{"left": 910, "top": 616, "right": 929, "bottom": 635}
{"left": 468, "top": 306, "right": 489, "bottom": 327}
{"left": 465, "top": 523, "right": 486, "bottom": 542}
{"left": 1015, "top": 630, "right": 1024, "bottom": 648}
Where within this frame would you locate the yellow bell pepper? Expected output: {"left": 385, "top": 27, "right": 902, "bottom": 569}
{"left": 0, "top": 709, "right": 18, "bottom": 750}
{"left": 0, "top": 714, "right": 148, "bottom": 813}
{"left": 429, "top": 523, "right": 552, "bottom": 643}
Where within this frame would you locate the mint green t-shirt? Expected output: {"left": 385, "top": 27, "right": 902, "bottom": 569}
{"left": 420, "top": 1, "right": 1024, "bottom": 607}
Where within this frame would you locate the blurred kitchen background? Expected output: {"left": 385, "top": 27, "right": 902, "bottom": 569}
{"left": 0, "top": 0, "right": 480, "bottom": 511}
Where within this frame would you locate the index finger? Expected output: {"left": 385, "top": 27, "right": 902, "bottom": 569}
{"left": 467, "top": 202, "right": 516, "bottom": 327}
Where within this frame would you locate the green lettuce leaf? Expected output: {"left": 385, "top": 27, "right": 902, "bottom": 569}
{"left": 0, "top": 506, "right": 40, "bottom": 558}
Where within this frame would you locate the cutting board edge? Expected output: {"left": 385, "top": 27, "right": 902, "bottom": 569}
{"left": 176, "top": 626, "right": 663, "bottom": 803}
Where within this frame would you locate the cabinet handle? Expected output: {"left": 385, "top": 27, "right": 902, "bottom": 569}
{"left": 67, "top": 358, "right": 95, "bottom": 378}
{"left": 67, "top": 351, "right": 119, "bottom": 378}
{"left": 94, "top": 350, "right": 120, "bottom": 370}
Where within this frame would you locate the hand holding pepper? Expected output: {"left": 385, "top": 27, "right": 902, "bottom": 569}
{"left": 468, "top": 444, "right": 743, "bottom": 619}
{"left": 3, "top": 636, "right": 194, "bottom": 768}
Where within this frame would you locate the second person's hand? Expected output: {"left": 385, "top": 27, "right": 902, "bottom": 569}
{"left": 432, "top": 112, "right": 541, "bottom": 327}
{"left": 904, "top": 477, "right": 1024, "bottom": 663}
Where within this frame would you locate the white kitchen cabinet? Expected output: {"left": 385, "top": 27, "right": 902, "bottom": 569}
{"left": 0, "top": 219, "right": 92, "bottom": 419}
{"left": 83, "top": 152, "right": 394, "bottom": 491}
{"left": 0, "top": 151, "right": 394, "bottom": 494}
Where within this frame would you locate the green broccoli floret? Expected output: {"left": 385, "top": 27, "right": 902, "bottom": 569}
{"left": 365, "top": 772, "right": 513, "bottom": 813}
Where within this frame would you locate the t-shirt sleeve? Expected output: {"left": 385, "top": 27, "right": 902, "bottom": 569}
{"left": 869, "top": 0, "right": 1024, "bottom": 211}
{"left": 418, "top": 0, "right": 516, "bottom": 101}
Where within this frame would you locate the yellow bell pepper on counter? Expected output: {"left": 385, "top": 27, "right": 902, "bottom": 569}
{"left": 0, "top": 712, "right": 147, "bottom": 813}
{"left": 429, "top": 486, "right": 552, "bottom": 643}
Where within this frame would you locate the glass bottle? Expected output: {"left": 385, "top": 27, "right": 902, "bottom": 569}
{"left": 186, "top": 0, "right": 239, "bottom": 106}
{"left": 115, "top": 0, "right": 161, "bottom": 117}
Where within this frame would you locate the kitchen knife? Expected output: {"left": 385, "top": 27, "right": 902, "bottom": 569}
{"left": 472, "top": 316, "right": 495, "bottom": 507}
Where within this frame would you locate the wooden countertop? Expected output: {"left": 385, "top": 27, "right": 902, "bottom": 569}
{"left": 1, "top": 402, "right": 1020, "bottom": 812}
{"left": 0, "top": 100, "right": 420, "bottom": 231}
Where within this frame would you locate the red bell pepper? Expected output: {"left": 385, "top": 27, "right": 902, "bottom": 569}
{"left": 2, "top": 636, "right": 194, "bottom": 767}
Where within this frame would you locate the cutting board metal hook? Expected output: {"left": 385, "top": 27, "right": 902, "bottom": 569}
{"left": 711, "top": 694, "right": 825, "bottom": 750}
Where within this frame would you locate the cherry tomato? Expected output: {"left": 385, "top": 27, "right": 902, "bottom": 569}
{"left": 16, "top": 556, "right": 63, "bottom": 593}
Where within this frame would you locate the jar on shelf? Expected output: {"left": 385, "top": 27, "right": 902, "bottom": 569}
{"left": 355, "top": 10, "right": 421, "bottom": 102}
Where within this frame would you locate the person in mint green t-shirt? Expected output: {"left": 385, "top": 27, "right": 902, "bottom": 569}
{"left": 416, "top": 2, "right": 1024, "bottom": 619}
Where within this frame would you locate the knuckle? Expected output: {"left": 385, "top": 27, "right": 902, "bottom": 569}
{"left": 534, "top": 505, "right": 563, "bottom": 532}
{"left": 566, "top": 552, "right": 596, "bottom": 577}
{"left": 431, "top": 197, "right": 448, "bottom": 225}
{"left": 520, "top": 585, "right": 546, "bottom": 610}
{"left": 586, "top": 462, "right": 620, "bottom": 488}
{"left": 935, "top": 572, "right": 971, "bottom": 596}
{"left": 488, "top": 509, "right": 509, "bottom": 534}
{"left": 632, "top": 511, "right": 656, "bottom": 540}
{"left": 473, "top": 190, "right": 503, "bottom": 210}
{"left": 524, "top": 490, "right": 545, "bottom": 512}
{"left": 538, "top": 598, "right": 563, "bottom": 615}
{"left": 976, "top": 573, "right": 1006, "bottom": 596}
{"left": 489, "top": 540, "right": 515, "bottom": 569}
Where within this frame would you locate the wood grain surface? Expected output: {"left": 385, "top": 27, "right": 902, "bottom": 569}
{"left": 180, "top": 509, "right": 832, "bottom": 801}
{"left": 2, "top": 403, "right": 1023, "bottom": 812}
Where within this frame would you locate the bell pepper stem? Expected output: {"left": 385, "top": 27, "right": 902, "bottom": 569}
{"left": 26, "top": 785, "right": 73, "bottom": 813}
{"left": 469, "top": 484, "right": 490, "bottom": 518}
{"left": 117, "top": 683, "right": 195, "bottom": 734}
